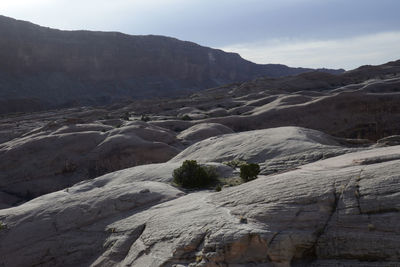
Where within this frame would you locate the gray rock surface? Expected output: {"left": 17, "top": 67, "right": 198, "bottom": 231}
{"left": 177, "top": 123, "right": 234, "bottom": 144}
{"left": 376, "top": 135, "right": 400, "bottom": 147}
{"left": 0, "top": 121, "right": 181, "bottom": 206}
{"left": 201, "top": 77, "right": 400, "bottom": 140}
{"left": 207, "top": 108, "right": 229, "bottom": 117}
{"left": 177, "top": 107, "right": 208, "bottom": 120}
{"left": 172, "top": 126, "right": 360, "bottom": 174}
{"left": 0, "top": 144, "right": 399, "bottom": 266}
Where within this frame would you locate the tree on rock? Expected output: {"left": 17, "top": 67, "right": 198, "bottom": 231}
{"left": 173, "top": 160, "right": 217, "bottom": 188}
{"left": 240, "top": 163, "right": 260, "bottom": 182}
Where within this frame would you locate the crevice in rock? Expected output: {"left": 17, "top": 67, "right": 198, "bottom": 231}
{"left": 194, "top": 231, "right": 208, "bottom": 254}
{"left": 160, "top": 231, "right": 210, "bottom": 267}
{"left": 267, "top": 231, "right": 281, "bottom": 247}
{"left": 109, "top": 223, "right": 147, "bottom": 263}
{"left": 266, "top": 206, "right": 304, "bottom": 249}
{"left": 299, "top": 179, "right": 349, "bottom": 263}
{"left": 354, "top": 170, "right": 363, "bottom": 214}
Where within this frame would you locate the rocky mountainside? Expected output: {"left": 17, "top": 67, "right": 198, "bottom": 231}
{"left": 0, "top": 15, "right": 343, "bottom": 114}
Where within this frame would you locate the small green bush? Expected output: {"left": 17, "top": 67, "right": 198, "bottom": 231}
{"left": 240, "top": 163, "right": 260, "bottom": 182}
{"left": 0, "top": 221, "right": 6, "bottom": 231}
{"left": 122, "top": 112, "right": 130, "bottom": 121}
{"left": 173, "top": 160, "right": 217, "bottom": 188}
{"left": 181, "top": 115, "right": 192, "bottom": 121}
{"left": 141, "top": 114, "right": 150, "bottom": 122}
{"left": 224, "top": 159, "right": 247, "bottom": 168}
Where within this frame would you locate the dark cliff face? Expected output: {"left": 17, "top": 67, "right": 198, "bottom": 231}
{"left": 0, "top": 15, "right": 342, "bottom": 113}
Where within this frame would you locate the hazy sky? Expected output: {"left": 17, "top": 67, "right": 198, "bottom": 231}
{"left": 1, "top": 0, "right": 400, "bottom": 70}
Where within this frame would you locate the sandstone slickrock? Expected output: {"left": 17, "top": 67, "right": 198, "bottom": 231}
{"left": 177, "top": 123, "right": 234, "bottom": 144}
{"left": 0, "top": 121, "right": 181, "bottom": 206}
{"left": 119, "top": 62, "right": 400, "bottom": 142}
{"left": 0, "top": 143, "right": 399, "bottom": 266}
{"left": 199, "top": 77, "right": 400, "bottom": 140}
{"left": 206, "top": 108, "right": 229, "bottom": 117}
{"left": 0, "top": 180, "right": 184, "bottom": 267}
{"left": 376, "top": 135, "right": 400, "bottom": 147}
{"left": 172, "top": 126, "right": 360, "bottom": 174}
{"left": 1, "top": 61, "right": 399, "bottom": 208}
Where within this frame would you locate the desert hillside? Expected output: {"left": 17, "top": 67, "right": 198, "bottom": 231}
{"left": 0, "top": 55, "right": 399, "bottom": 266}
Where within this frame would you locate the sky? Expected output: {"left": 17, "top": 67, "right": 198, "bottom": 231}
{"left": 1, "top": 0, "right": 400, "bottom": 70}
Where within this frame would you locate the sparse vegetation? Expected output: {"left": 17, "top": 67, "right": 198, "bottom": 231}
{"left": 173, "top": 160, "right": 217, "bottom": 188}
{"left": 122, "top": 112, "right": 130, "bottom": 121}
{"left": 239, "top": 215, "right": 247, "bottom": 224}
{"left": 141, "top": 114, "right": 150, "bottom": 122}
{"left": 240, "top": 163, "right": 260, "bottom": 182}
{"left": 218, "top": 176, "right": 244, "bottom": 187}
{"left": 221, "top": 160, "right": 260, "bottom": 185}
{"left": 181, "top": 114, "right": 192, "bottom": 121}
{"left": 224, "top": 159, "right": 247, "bottom": 168}
{"left": 0, "top": 221, "right": 6, "bottom": 231}
{"left": 196, "top": 255, "right": 203, "bottom": 262}
{"left": 215, "top": 185, "right": 222, "bottom": 192}
{"left": 368, "top": 223, "right": 376, "bottom": 231}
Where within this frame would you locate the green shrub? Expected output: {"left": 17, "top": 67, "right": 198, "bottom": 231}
{"left": 141, "top": 114, "right": 150, "bottom": 122}
{"left": 240, "top": 163, "right": 260, "bottom": 182}
{"left": 0, "top": 221, "right": 6, "bottom": 231}
{"left": 181, "top": 115, "right": 192, "bottom": 121}
{"left": 122, "top": 112, "right": 130, "bottom": 121}
{"left": 173, "top": 160, "right": 217, "bottom": 188}
{"left": 224, "top": 159, "right": 247, "bottom": 168}
{"left": 215, "top": 185, "right": 222, "bottom": 192}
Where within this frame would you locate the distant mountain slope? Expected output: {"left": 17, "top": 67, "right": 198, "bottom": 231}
{"left": 203, "top": 59, "right": 400, "bottom": 97}
{"left": 0, "top": 15, "right": 343, "bottom": 114}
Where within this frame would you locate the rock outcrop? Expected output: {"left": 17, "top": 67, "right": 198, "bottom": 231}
{"left": 199, "top": 76, "right": 400, "bottom": 141}
{"left": 120, "top": 61, "right": 400, "bottom": 142}
{"left": 172, "top": 126, "right": 360, "bottom": 174}
{"left": 0, "top": 120, "right": 180, "bottom": 207}
{"left": 177, "top": 123, "right": 234, "bottom": 144}
{"left": 0, "top": 141, "right": 399, "bottom": 266}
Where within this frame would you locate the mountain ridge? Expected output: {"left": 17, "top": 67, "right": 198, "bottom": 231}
{"left": 0, "top": 15, "right": 343, "bottom": 114}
